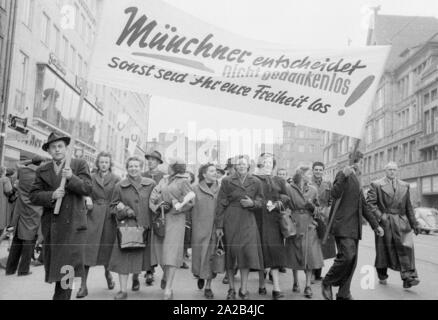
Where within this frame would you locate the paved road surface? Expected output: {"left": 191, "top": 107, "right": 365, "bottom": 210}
{"left": 1, "top": 227, "right": 437, "bottom": 300}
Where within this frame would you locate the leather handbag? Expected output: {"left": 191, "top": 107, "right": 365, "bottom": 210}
{"left": 152, "top": 205, "right": 166, "bottom": 238}
{"left": 278, "top": 203, "right": 297, "bottom": 239}
{"left": 211, "top": 235, "right": 226, "bottom": 274}
{"left": 117, "top": 218, "right": 148, "bottom": 250}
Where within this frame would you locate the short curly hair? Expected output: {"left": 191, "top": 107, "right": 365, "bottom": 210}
{"left": 95, "top": 152, "right": 113, "bottom": 172}
{"left": 125, "top": 156, "right": 144, "bottom": 170}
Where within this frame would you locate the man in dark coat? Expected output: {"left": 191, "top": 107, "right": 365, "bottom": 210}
{"left": 366, "top": 162, "right": 420, "bottom": 289}
{"left": 142, "top": 150, "right": 165, "bottom": 286}
{"left": 322, "top": 152, "right": 384, "bottom": 300}
{"left": 5, "top": 156, "right": 46, "bottom": 276}
{"left": 309, "top": 161, "right": 336, "bottom": 282}
{"left": 30, "top": 132, "right": 92, "bottom": 300}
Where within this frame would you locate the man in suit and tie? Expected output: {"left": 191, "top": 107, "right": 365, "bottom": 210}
{"left": 366, "top": 162, "right": 420, "bottom": 289}
{"left": 30, "top": 132, "right": 92, "bottom": 300}
{"left": 322, "top": 151, "right": 384, "bottom": 300}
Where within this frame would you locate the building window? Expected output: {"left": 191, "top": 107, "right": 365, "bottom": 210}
{"left": 409, "top": 141, "right": 416, "bottom": 163}
{"left": 432, "top": 107, "right": 438, "bottom": 133}
{"left": 387, "top": 148, "right": 392, "bottom": 163}
{"left": 53, "top": 25, "right": 60, "bottom": 56}
{"left": 431, "top": 89, "right": 437, "bottom": 102}
{"left": 379, "top": 152, "right": 384, "bottom": 169}
{"left": 41, "top": 12, "right": 50, "bottom": 45}
{"left": 424, "top": 93, "right": 430, "bottom": 106}
{"left": 14, "top": 51, "right": 29, "bottom": 114}
{"left": 22, "top": 0, "right": 34, "bottom": 28}
{"left": 425, "top": 110, "right": 431, "bottom": 134}
{"left": 393, "top": 146, "right": 398, "bottom": 163}
{"left": 374, "top": 154, "right": 378, "bottom": 172}
{"left": 70, "top": 45, "right": 76, "bottom": 72}
{"left": 376, "top": 117, "right": 384, "bottom": 140}
{"left": 299, "top": 131, "right": 305, "bottom": 139}
{"left": 403, "top": 143, "right": 409, "bottom": 164}
{"left": 367, "top": 156, "right": 372, "bottom": 173}
{"left": 298, "top": 145, "right": 305, "bottom": 153}
{"left": 62, "top": 37, "right": 69, "bottom": 66}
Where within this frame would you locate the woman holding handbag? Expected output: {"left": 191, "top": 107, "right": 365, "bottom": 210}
{"left": 191, "top": 164, "right": 220, "bottom": 299}
{"left": 108, "top": 156, "right": 156, "bottom": 300}
{"left": 253, "top": 153, "right": 290, "bottom": 300}
{"left": 215, "top": 155, "right": 264, "bottom": 300}
{"left": 149, "top": 158, "right": 195, "bottom": 300}
{"left": 285, "top": 166, "right": 323, "bottom": 299}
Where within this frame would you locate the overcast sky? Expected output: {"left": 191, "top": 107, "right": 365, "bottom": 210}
{"left": 148, "top": 0, "right": 438, "bottom": 141}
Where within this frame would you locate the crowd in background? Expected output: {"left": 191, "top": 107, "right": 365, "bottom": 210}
{"left": 0, "top": 131, "right": 421, "bottom": 300}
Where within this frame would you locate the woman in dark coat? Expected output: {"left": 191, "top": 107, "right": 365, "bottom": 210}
{"left": 191, "top": 164, "right": 220, "bottom": 299}
{"left": 108, "top": 156, "right": 156, "bottom": 300}
{"left": 215, "top": 155, "right": 264, "bottom": 300}
{"left": 286, "top": 167, "right": 323, "bottom": 299}
{"left": 253, "top": 153, "right": 289, "bottom": 300}
{"left": 77, "top": 152, "right": 120, "bottom": 298}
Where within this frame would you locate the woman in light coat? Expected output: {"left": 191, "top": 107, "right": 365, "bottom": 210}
{"left": 191, "top": 164, "right": 220, "bottom": 299}
{"left": 286, "top": 167, "right": 323, "bottom": 299}
{"left": 149, "top": 158, "right": 195, "bottom": 300}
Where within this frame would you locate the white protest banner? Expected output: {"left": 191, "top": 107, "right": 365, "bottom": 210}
{"left": 89, "top": 0, "right": 391, "bottom": 138}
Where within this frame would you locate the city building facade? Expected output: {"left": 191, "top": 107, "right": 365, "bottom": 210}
{"left": 2, "top": 0, "right": 150, "bottom": 174}
{"left": 323, "top": 11, "right": 438, "bottom": 208}
{"left": 279, "top": 122, "right": 325, "bottom": 178}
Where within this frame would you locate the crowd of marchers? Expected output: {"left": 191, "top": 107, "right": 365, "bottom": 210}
{"left": 0, "top": 131, "right": 421, "bottom": 300}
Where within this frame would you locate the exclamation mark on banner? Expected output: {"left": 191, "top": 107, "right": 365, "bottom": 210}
{"left": 339, "top": 75, "right": 376, "bottom": 116}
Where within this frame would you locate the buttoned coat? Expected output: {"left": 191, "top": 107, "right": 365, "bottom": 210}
{"left": 191, "top": 180, "right": 220, "bottom": 279}
{"left": 108, "top": 176, "right": 155, "bottom": 274}
{"left": 215, "top": 173, "right": 264, "bottom": 271}
{"left": 84, "top": 172, "right": 120, "bottom": 266}
{"left": 366, "top": 177, "right": 417, "bottom": 272}
{"left": 29, "top": 159, "right": 92, "bottom": 283}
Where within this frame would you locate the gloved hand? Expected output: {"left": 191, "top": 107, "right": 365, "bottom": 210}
{"left": 159, "top": 201, "right": 172, "bottom": 214}
{"left": 126, "top": 207, "right": 136, "bottom": 218}
{"left": 304, "top": 202, "right": 315, "bottom": 213}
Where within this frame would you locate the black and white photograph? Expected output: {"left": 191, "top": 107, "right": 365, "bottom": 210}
{"left": 0, "top": 0, "right": 438, "bottom": 304}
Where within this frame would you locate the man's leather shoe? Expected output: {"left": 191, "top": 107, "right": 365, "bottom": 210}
{"left": 321, "top": 281, "right": 333, "bottom": 300}
{"left": 197, "top": 279, "right": 205, "bottom": 290}
{"left": 114, "top": 291, "right": 128, "bottom": 300}
{"left": 272, "top": 290, "right": 284, "bottom": 300}
{"left": 279, "top": 267, "right": 287, "bottom": 273}
{"left": 17, "top": 271, "right": 32, "bottom": 277}
{"left": 181, "top": 262, "right": 189, "bottom": 269}
{"left": 336, "top": 294, "right": 354, "bottom": 300}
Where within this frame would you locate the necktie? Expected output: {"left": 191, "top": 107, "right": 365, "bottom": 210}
{"left": 56, "top": 161, "right": 62, "bottom": 166}
{"left": 392, "top": 180, "right": 396, "bottom": 192}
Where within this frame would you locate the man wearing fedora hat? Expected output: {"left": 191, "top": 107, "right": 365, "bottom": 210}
{"left": 30, "top": 132, "right": 92, "bottom": 300}
{"left": 141, "top": 150, "right": 165, "bottom": 286}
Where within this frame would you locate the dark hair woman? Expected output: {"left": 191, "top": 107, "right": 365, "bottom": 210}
{"left": 215, "top": 155, "right": 264, "bottom": 300}
{"left": 108, "top": 156, "right": 156, "bottom": 300}
{"left": 77, "top": 152, "right": 120, "bottom": 298}
{"left": 149, "top": 158, "right": 195, "bottom": 300}
{"left": 191, "top": 164, "right": 220, "bottom": 299}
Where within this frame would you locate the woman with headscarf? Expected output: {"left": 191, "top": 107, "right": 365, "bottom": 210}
{"left": 253, "top": 153, "right": 290, "bottom": 300}
{"left": 77, "top": 152, "right": 120, "bottom": 298}
{"left": 149, "top": 158, "right": 195, "bottom": 300}
{"left": 191, "top": 164, "right": 220, "bottom": 299}
{"left": 215, "top": 155, "right": 264, "bottom": 300}
{"left": 108, "top": 156, "right": 155, "bottom": 300}
{"left": 285, "top": 166, "right": 323, "bottom": 299}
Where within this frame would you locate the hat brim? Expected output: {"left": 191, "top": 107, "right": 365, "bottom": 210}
{"left": 42, "top": 137, "right": 71, "bottom": 152}
{"left": 145, "top": 155, "right": 163, "bottom": 164}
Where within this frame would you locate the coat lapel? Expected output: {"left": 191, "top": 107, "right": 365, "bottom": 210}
{"left": 199, "top": 180, "right": 219, "bottom": 197}
{"left": 393, "top": 179, "right": 407, "bottom": 204}
{"left": 381, "top": 179, "right": 395, "bottom": 198}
